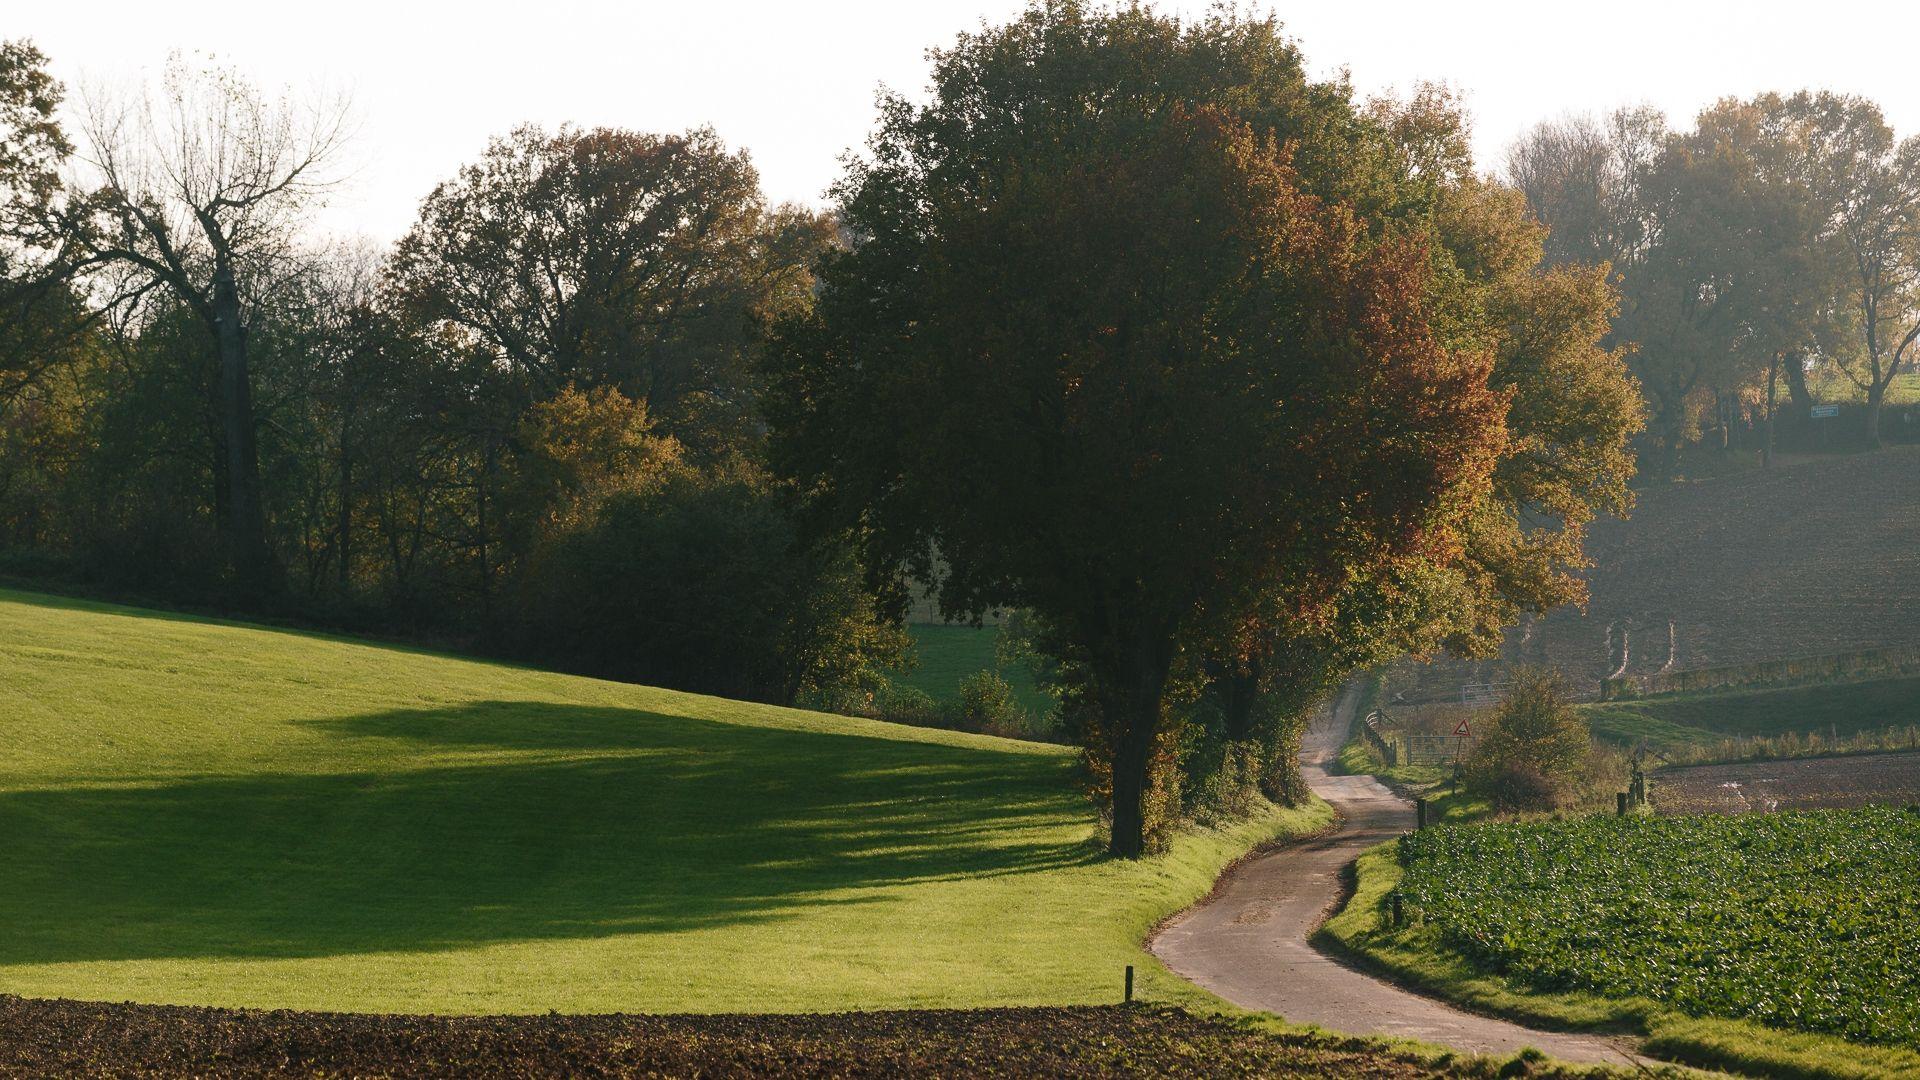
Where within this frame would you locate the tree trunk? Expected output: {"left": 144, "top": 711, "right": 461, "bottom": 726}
{"left": 1108, "top": 711, "right": 1151, "bottom": 859}
{"left": 211, "top": 262, "right": 275, "bottom": 599}
{"left": 1783, "top": 354, "right": 1813, "bottom": 425}
{"left": 1097, "top": 633, "right": 1173, "bottom": 859}
{"left": 1866, "top": 384, "right": 1886, "bottom": 449}
{"left": 335, "top": 428, "right": 353, "bottom": 591}
{"left": 1763, "top": 353, "right": 1779, "bottom": 469}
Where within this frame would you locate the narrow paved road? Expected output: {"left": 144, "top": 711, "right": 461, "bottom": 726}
{"left": 1150, "top": 689, "right": 1647, "bottom": 1068}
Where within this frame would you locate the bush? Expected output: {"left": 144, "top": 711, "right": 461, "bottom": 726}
{"left": 1465, "top": 667, "right": 1591, "bottom": 811}
{"left": 875, "top": 683, "right": 943, "bottom": 728}
{"left": 945, "top": 671, "right": 1030, "bottom": 737}
{"left": 512, "top": 466, "right": 907, "bottom": 705}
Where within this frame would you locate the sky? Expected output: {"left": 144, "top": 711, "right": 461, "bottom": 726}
{"left": 16, "top": 1, "right": 1920, "bottom": 243}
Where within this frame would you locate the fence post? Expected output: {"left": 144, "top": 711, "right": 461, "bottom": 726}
{"left": 1415, "top": 797, "right": 1427, "bottom": 830}
{"left": 1124, "top": 964, "right": 1133, "bottom": 1004}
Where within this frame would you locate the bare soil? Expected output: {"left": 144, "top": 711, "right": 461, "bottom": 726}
{"left": 1654, "top": 750, "right": 1920, "bottom": 815}
{"left": 0, "top": 995, "right": 1602, "bottom": 1079}
{"left": 1391, "top": 447, "right": 1920, "bottom": 700}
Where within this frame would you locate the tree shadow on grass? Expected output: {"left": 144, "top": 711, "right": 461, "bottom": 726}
{"left": 0, "top": 701, "right": 1096, "bottom": 965}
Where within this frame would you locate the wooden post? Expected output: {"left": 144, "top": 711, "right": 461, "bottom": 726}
{"left": 1617, "top": 792, "right": 1628, "bottom": 816}
{"left": 1124, "top": 964, "right": 1134, "bottom": 1004}
{"left": 1415, "top": 797, "right": 1427, "bottom": 830}
{"left": 1391, "top": 892, "right": 1404, "bottom": 927}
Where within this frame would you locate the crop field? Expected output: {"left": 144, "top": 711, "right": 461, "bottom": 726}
{"left": 1393, "top": 809, "right": 1920, "bottom": 1048}
{"left": 0, "top": 588, "right": 1326, "bottom": 1014}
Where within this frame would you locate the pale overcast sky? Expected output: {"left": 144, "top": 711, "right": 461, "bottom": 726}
{"left": 16, "top": 1, "right": 1920, "bottom": 242}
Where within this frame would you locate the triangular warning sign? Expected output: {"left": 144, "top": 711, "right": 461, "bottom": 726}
{"left": 1453, "top": 717, "right": 1472, "bottom": 737}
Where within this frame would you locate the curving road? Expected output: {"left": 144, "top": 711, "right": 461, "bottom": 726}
{"left": 1150, "top": 688, "right": 1648, "bottom": 1068}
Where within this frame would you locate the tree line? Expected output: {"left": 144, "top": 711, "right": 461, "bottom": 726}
{"left": 53, "top": 3, "right": 1920, "bottom": 855}
{"left": 0, "top": 46, "right": 900, "bottom": 705}
{"left": 1511, "top": 93, "right": 1920, "bottom": 474}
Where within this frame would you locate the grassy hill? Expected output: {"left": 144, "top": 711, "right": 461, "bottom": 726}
{"left": 0, "top": 588, "right": 1325, "bottom": 1015}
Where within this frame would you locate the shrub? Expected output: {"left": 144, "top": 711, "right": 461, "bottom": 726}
{"left": 1465, "top": 667, "right": 1591, "bottom": 811}
{"left": 875, "top": 683, "right": 943, "bottom": 728}
{"left": 512, "top": 465, "right": 907, "bottom": 705}
{"left": 945, "top": 670, "right": 1030, "bottom": 737}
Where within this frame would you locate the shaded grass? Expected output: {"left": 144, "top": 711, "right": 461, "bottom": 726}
{"left": 0, "top": 587, "right": 1328, "bottom": 1015}
{"left": 1320, "top": 844, "right": 1920, "bottom": 1080}
{"left": 1583, "top": 675, "right": 1920, "bottom": 757}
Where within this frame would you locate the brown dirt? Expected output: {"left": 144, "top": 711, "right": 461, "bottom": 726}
{"left": 0, "top": 995, "right": 1620, "bottom": 1079}
{"left": 1390, "top": 447, "right": 1920, "bottom": 701}
{"left": 1654, "top": 750, "right": 1920, "bottom": 815}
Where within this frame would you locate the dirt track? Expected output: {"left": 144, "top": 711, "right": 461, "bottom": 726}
{"left": 1150, "top": 691, "right": 1646, "bottom": 1069}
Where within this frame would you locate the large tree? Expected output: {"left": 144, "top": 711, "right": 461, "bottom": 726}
{"left": 0, "top": 39, "right": 88, "bottom": 405}
{"left": 1783, "top": 93, "right": 1920, "bottom": 447}
{"left": 64, "top": 55, "right": 351, "bottom": 597}
{"left": 769, "top": 5, "right": 1536, "bottom": 857}
{"left": 389, "top": 125, "right": 827, "bottom": 457}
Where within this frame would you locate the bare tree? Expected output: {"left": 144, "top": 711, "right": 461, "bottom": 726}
{"left": 1505, "top": 106, "right": 1665, "bottom": 271}
{"left": 67, "top": 54, "right": 351, "bottom": 596}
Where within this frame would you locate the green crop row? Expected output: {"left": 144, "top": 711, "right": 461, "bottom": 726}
{"left": 1394, "top": 808, "right": 1920, "bottom": 1048}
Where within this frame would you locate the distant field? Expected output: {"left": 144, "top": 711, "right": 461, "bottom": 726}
{"left": 0, "top": 588, "right": 1324, "bottom": 1014}
{"left": 1582, "top": 674, "right": 1920, "bottom": 755}
{"left": 891, "top": 623, "right": 1053, "bottom": 717}
{"left": 1807, "top": 365, "right": 1920, "bottom": 406}
{"left": 1394, "top": 809, "right": 1920, "bottom": 1049}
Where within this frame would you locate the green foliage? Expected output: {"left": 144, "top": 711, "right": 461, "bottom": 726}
{"left": 0, "top": 586, "right": 1334, "bottom": 1013}
{"left": 389, "top": 123, "right": 829, "bottom": 458}
{"left": 948, "top": 670, "right": 1030, "bottom": 738}
{"left": 1394, "top": 810, "right": 1920, "bottom": 1047}
{"left": 513, "top": 464, "right": 905, "bottom": 705}
{"left": 768, "top": 2, "right": 1524, "bottom": 856}
{"left": 1465, "top": 668, "right": 1591, "bottom": 810}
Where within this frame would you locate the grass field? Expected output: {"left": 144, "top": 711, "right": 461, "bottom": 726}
{"left": 1583, "top": 674, "right": 1920, "bottom": 757}
{"left": 890, "top": 623, "right": 1052, "bottom": 717}
{"left": 0, "top": 588, "right": 1327, "bottom": 1015}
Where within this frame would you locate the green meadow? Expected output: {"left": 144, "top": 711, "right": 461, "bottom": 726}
{"left": 0, "top": 588, "right": 1322, "bottom": 1014}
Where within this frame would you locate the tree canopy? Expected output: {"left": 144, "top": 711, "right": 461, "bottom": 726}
{"left": 769, "top": 3, "right": 1638, "bottom": 856}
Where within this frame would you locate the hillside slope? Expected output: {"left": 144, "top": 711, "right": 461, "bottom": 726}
{"left": 0, "top": 589, "right": 1324, "bottom": 1014}
{"left": 1393, "top": 447, "right": 1920, "bottom": 700}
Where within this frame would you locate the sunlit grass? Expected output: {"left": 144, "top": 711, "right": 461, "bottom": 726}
{"left": 0, "top": 588, "right": 1325, "bottom": 1014}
